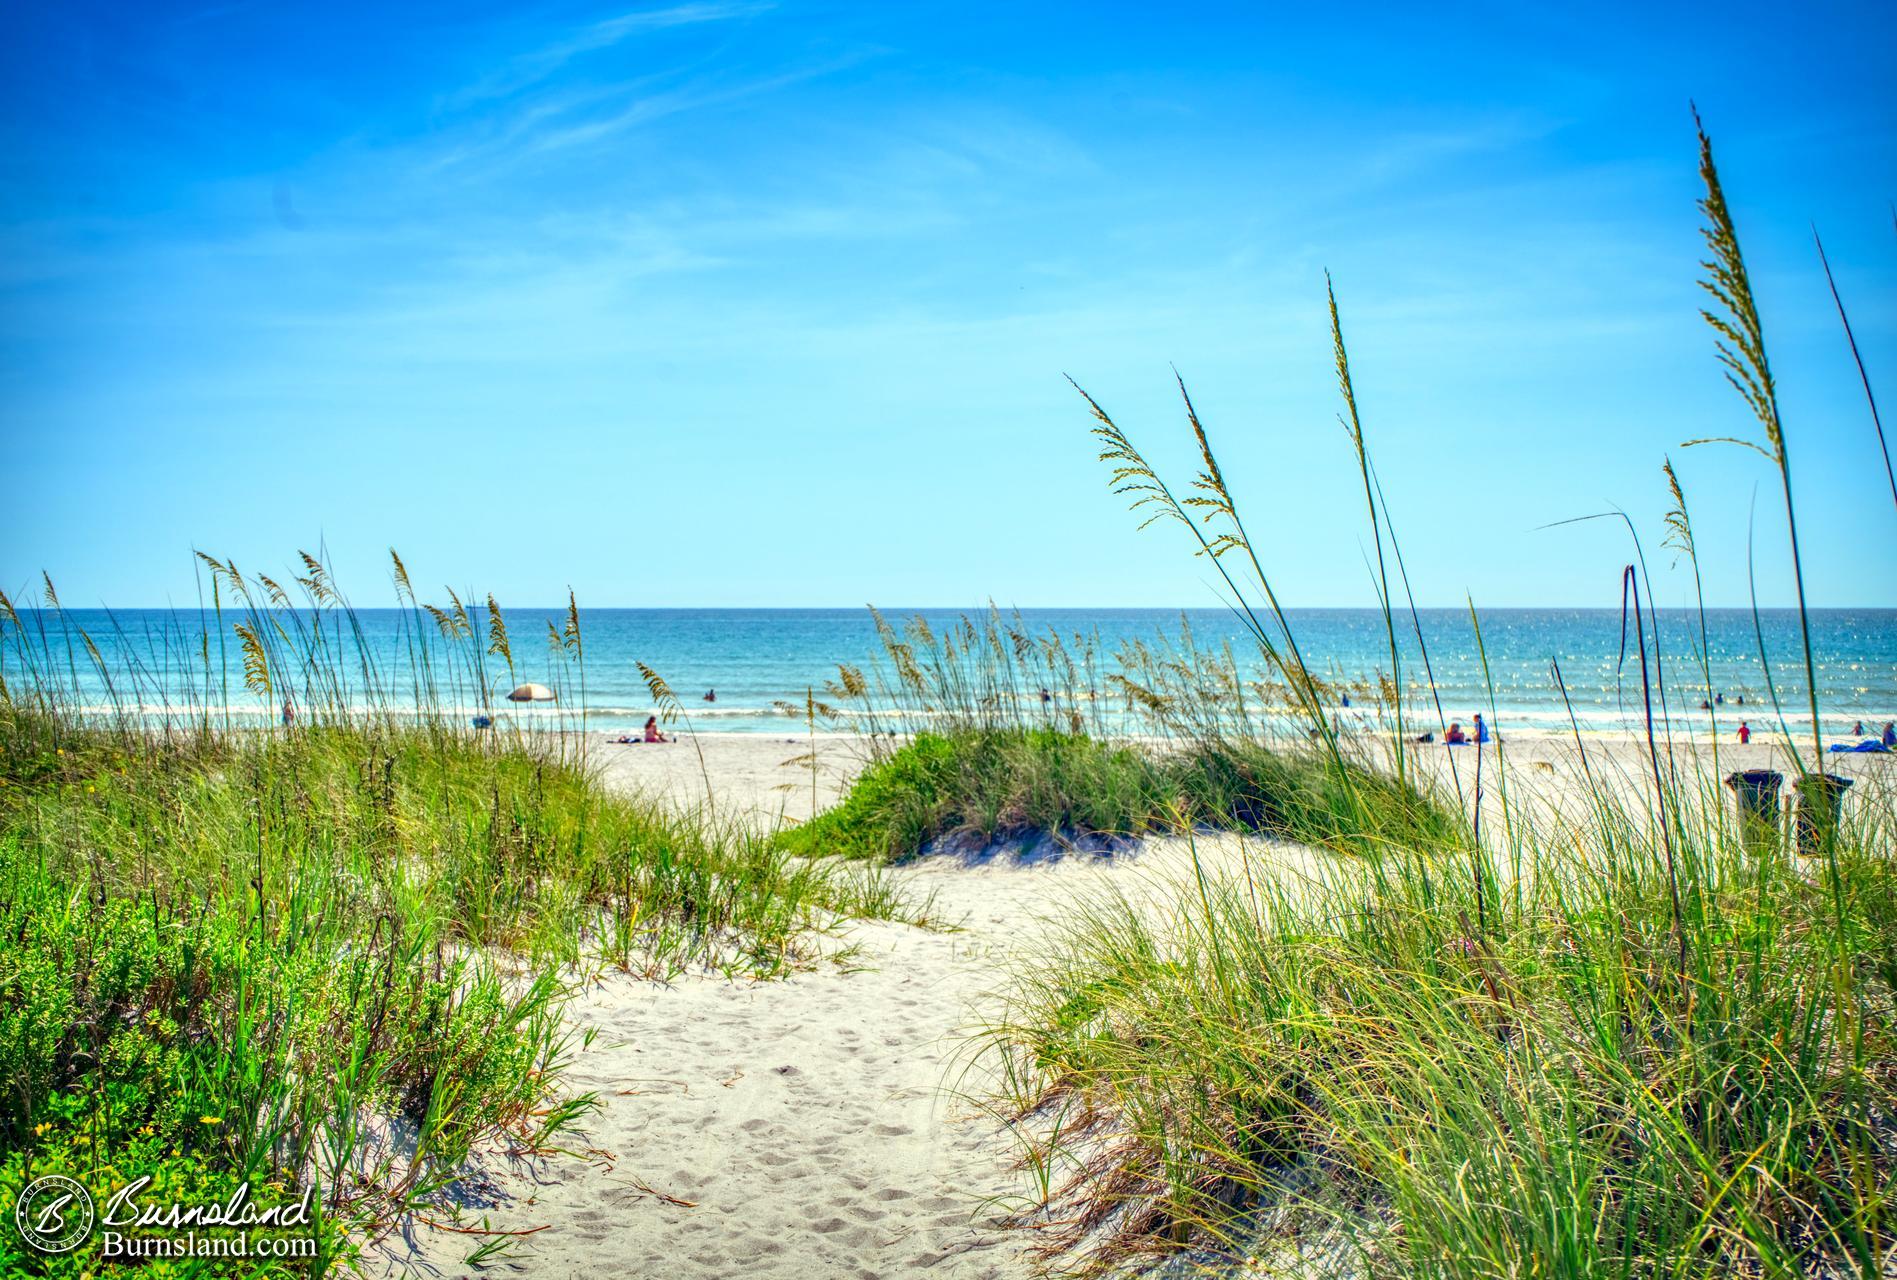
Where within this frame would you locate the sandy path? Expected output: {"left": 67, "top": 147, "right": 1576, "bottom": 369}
{"left": 489, "top": 909, "right": 1033, "bottom": 1280}
{"left": 376, "top": 734, "right": 1287, "bottom": 1280}
{"left": 380, "top": 846, "right": 1290, "bottom": 1280}
{"left": 375, "top": 731, "right": 1889, "bottom": 1279}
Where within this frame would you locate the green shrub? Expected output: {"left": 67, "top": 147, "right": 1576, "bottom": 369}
{"left": 780, "top": 729, "right": 1462, "bottom": 863}
{"left": 0, "top": 710, "right": 910, "bottom": 1273}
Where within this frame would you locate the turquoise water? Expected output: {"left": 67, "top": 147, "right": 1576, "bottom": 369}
{"left": 9, "top": 607, "right": 1895, "bottom": 740}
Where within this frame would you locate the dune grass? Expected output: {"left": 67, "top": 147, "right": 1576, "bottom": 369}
{"left": 787, "top": 596, "right": 1461, "bottom": 866}
{"left": 969, "top": 117, "right": 1897, "bottom": 1277}
{"left": 777, "top": 727, "right": 1462, "bottom": 864}
{"left": 0, "top": 561, "right": 913, "bottom": 1277}
{"left": 982, "top": 779, "right": 1895, "bottom": 1277}
{"left": 776, "top": 729, "right": 1171, "bottom": 861}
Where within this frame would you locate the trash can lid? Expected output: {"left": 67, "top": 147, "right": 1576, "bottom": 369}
{"left": 1725, "top": 769, "right": 1783, "bottom": 789}
{"left": 1793, "top": 772, "right": 1854, "bottom": 795}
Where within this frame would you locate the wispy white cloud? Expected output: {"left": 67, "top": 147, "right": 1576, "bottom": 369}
{"left": 445, "top": 2, "right": 776, "bottom": 108}
{"left": 513, "top": 55, "right": 867, "bottom": 160}
{"left": 415, "top": 42, "right": 879, "bottom": 186}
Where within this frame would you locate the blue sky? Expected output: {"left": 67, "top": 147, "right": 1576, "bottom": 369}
{"left": 2, "top": 0, "right": 1893, "bottom": 610}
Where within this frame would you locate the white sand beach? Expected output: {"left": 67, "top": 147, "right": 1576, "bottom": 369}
{"left": 373, "top": 730, "right": 1891, "bottom": 1280}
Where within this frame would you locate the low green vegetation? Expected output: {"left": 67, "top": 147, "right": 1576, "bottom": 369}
{"left": 778, "top": 728, "right": 1461, "bottom": 863}
{"left": 778, "top": 729, "right": 1170, "bottom": 860}
{"left": 0, "top": 567, "right": 911, "bottom": 1277}
{"left": 982, "top": 777, "right": 1896, "bottom": 1277}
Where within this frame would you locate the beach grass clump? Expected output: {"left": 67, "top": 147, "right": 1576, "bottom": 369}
{"left": 982, "top": 788, "right": 1897, "bottom": 1277}
{"left": 778, "top": 728, "right": 1175, "bottom": 861}
{"left": 0, "top": 708, "right": 907, "bottom": 1274}
{"left": 780, "top": 728, "right": 1462, "bottom": 863}
{"left": 0, "top": 554, "right": 917, "bottom": 1275}
{"left": 1173, "top": 737, "right": 1465, "bottom": 858}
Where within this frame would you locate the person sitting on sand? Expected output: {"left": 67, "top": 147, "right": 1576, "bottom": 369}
{"left": 1738, "top": 721, "right": 1750, "bottom": 745}
{"left": 1885, "top": 722, "right": 1896, "bottom": 748}
{"left": 1414, "top": 731, "right": 1435, "bottom": 743}
{"left": 644, "top": 716, "right": 667, "bottom": 743}
{"left": 1472, "top": 713, "right": 1489, "bottom": 744}
{"left": 1444, "top": 722, "right": 1467, "bottom": 745}
{"left": 1852, "top": 720, "right": 1865, "bottom": 737}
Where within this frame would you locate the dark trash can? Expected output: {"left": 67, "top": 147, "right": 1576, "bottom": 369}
{"left": 1724, "top": 769, "right": 1783, "bottom": 854}
{"left": 1792, "top": 773, "right": 1853, "bottom": 857}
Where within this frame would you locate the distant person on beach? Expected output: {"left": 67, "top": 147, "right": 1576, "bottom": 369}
{"left": 1852, "top": 721, "right": 1864, "bottom": 737}
{"left": 1472, "top": 714, "right": 1488, "bottom": 744}
{"left": 1716, "top": 693, "right": 1724, "bottom": 705}
{"left": 1444, "top": 722, "right": 1467, "bottom": 745}
{"left": 1699, "top": 699, "right": 1711, "bottom": 711}
{"left": 1735, "top": 694, "right": 1745, "bottom": 705}
{"left": 281, "top": 698, "right": 295, "bottom": 727}
{"left": 1342, "top": 693, "right": 1351, "bottom": 708}
{"left": 1738, "top": 721, "right": 1751, "bottom": 745}
{"left": 644, "top": 716, "right": 666, "bottom": 743}
{"left": 1885, "top": 722, "right": 1896, "bottom": 748}
{"left": 703, "top": 689, "right": 716, "bottom": 702}
{"left": 1040, "top": 688, "right": 1051, "bottom": 704}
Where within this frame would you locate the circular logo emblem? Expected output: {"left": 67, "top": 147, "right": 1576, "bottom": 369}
{"left": 15, "top": 1175, "right": 94, "bottom": 1254}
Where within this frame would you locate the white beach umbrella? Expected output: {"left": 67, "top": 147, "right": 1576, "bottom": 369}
{"left": 507, "top": 682, "right": 556, "bottom": 703}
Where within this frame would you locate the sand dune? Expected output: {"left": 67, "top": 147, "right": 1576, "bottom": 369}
{"left": 373, "top": 731, "right": 1889, "bottom": 1279}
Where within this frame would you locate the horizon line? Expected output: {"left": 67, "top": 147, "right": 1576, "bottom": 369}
{"left": 24, "top": 601, "right": 1894, "bottom": 613}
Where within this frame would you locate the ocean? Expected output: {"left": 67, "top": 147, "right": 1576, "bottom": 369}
{"left": 8, "top": 606, "right": 1893, "bottom": 742}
